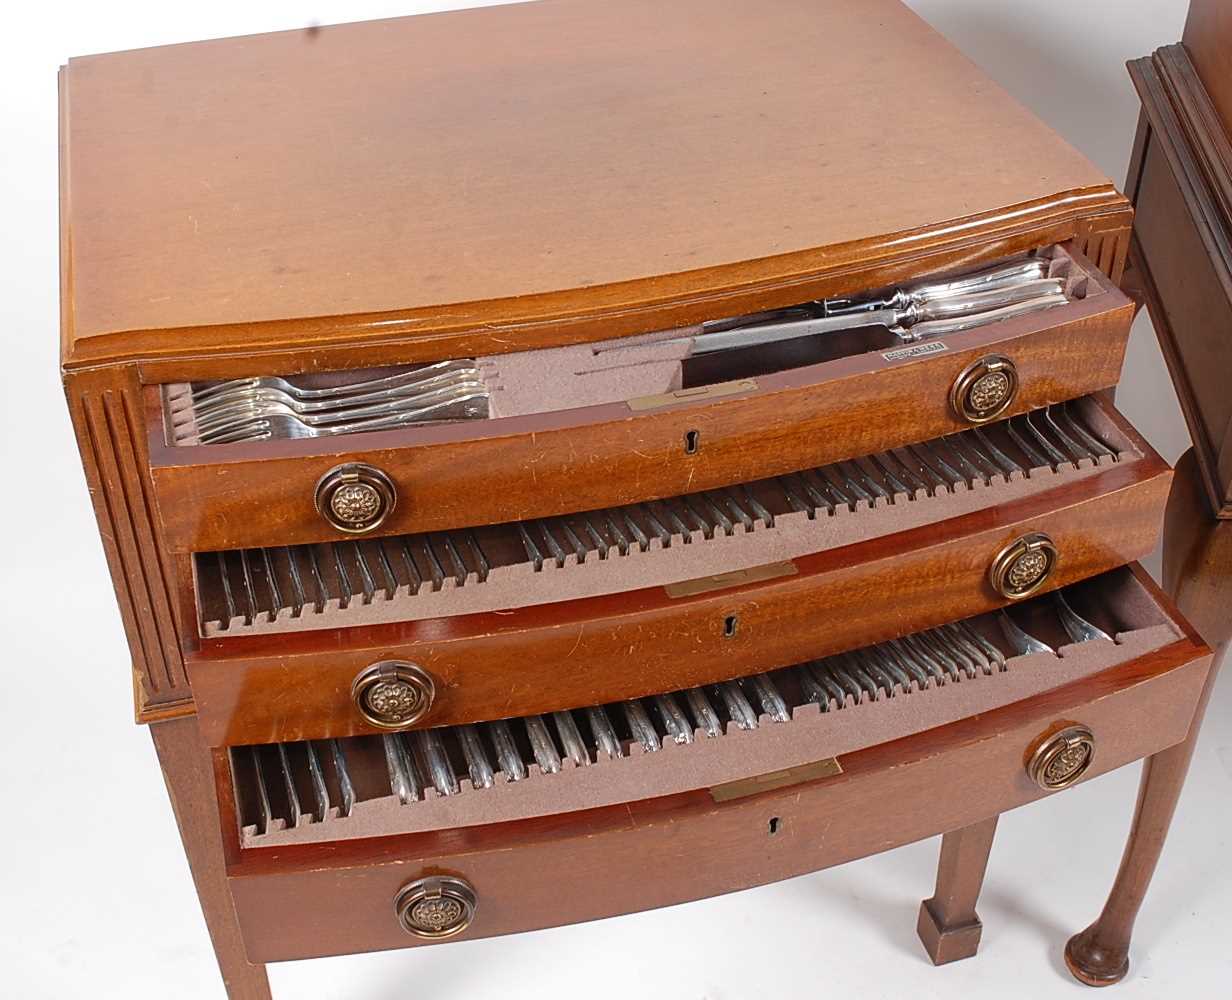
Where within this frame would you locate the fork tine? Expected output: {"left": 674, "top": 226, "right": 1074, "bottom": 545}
{"left": 194, "top": 391, "right": 489, "bottom": 444}
{"left": 188, "top": 368, "right": 486, "bottom": 426}
{"left": 191, "top": 377, "right": 489, "bottom": 434}
{"left": 190, "top": 359, "right": 479, "bottom": 404}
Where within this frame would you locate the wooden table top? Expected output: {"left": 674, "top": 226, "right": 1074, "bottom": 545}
{"left": 59, "top": 0, "right": 1119, "bottom": 367}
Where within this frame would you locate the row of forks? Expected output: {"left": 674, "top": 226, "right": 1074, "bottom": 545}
{"left": 167, "top": 360, "right": 491, "bottom": 444}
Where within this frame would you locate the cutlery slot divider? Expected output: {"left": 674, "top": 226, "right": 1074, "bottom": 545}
{"left": 229, "top": 568, "right": 1182, "bottom": 849}
{"left": 194, "top": 396, "right": 1139, "bottom": 637}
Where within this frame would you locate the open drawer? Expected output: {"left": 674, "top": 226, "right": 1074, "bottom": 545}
{"left": 217, "top": 566, "right": 1212, "bottom": 961}
{"left": 193, "top": 396, "right": 1151, "bottom": 637}
{"left": 148, "top": 244, "right": 1134, "bottom": 554}
{"left": 188, "top": 395, "right": 1172, "bottom": 746}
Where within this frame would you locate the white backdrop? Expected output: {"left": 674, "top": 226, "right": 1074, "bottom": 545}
{"left": 2, "top": 2, "right": 1227, "bottom": 998}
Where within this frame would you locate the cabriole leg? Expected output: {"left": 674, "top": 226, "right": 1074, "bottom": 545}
{"left": 1066, "top": 449, "right": 1230, "bottom": 986}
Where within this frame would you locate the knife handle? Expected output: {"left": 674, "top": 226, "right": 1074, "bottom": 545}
{"left": 912, "top": 278, "right": 1065, "bottom": 323}
{"left": 902, "top": 292, "right": 1068, "bottom": 340}
{"left": 906, "top": 258, "right": 1050, "bottom": 302}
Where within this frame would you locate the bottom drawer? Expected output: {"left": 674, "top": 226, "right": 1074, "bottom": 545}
{"left": 218, "top": 566, "right": 1210, "bottom": 962}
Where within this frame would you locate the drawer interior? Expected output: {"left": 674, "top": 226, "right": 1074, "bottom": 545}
{"left": 227, "top": 566, "right": 1183, "bottom": 849}
{"left": 193, "top": 394, "right": 1141, "bottom": 637}
{"left": 162, "top": 244, "right": 1117, "bottom": 450}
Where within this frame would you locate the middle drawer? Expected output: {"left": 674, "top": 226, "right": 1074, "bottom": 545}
{"left": 188, "top": 394, "right": 1171, "bottom": 746}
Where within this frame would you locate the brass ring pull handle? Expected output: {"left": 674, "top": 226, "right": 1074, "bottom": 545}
{"left": 394, "top": 876, "right": 477, "bottom": 939}
{"left": 1027, "top": 724, "right": 1096, "bottom": 791}
{"left": 950, "top": 354, "right": 1019, "bottom": 424}
{"left": 314, "top": 463, "right": 397, "bottom": 533}
{"left": 988, "top": 531, "right": 1058, "bottom": 600}
{"left": 351, "top": 661, "right": 436, "bottom": 729}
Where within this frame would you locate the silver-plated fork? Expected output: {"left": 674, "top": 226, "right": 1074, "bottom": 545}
{"left": 175, "top": 367, "right": 485, "bottom": 429}
{"left": 198, "top": 392, "right": 489, "bottom": 444}
{"left": 183, "top": 359, "right": 478, "bottom": 406}
{"left": 188, "top": 377, "right": 489, "bottom": 439}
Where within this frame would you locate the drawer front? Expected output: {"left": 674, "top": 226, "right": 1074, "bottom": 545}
{"left": 223, "top": 639, "right": 1210, "bottom": 962}
{"left": 148, "top": 247, "right": 1132, "bottom": 554}
{"left": 190, "top": 456, "right": 1170, "bottom": 746}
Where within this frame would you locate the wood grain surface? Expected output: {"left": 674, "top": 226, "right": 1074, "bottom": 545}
{"left": 1127, "top": 44, "right": 1232, "bottom": 516}
{"left": 219, "top": 636, "right": 1210, "bottom": 962}
{"left": 148, "top": 286, "right": 1134, "bottom": 554}
{"left": 189, "top": 453, "right": 1171, "bottom": 747}
{"left": 1184, "top": 0, "right": 1232, "bottom": 132}
{"left": 151, "top": 718, "right": 271, "bottom": 998}
{"left": 58, "top": 0, "right": 1124, "bottom": 368}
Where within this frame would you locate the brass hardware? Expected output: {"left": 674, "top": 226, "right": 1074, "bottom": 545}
{"left": 664, "top": 560, "right": 798, "bottom": 598}
{"left": 1027, "top": 725, "right": 1095, "bottom": 791}
{"left": 950, "top": 354, "right": 1018, "bottom": 423}
{"left": 709, "top": 757, "right": 843, "bottom": 803}
{"left": 314, "top": 463, "right": 397, "bottom": 533}
{"left": 394, "top": 876, "right": 477, "bottom": 939}
{"left": 351, "top": 661, "right": 436, "bottom": 729}
{"left": 988, "top": 532, "right": 1057, "bottom": 600}
{"left": 626, "top": 378, "right": 757, "bottom": 411}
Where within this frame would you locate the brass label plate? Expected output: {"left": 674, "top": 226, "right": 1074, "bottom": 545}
{"left": 882, "top": 340, "right": 948, "bottom": 362}
{"left": 664, "top": 560, "right": 797, "bottom": 598}
{"left": 626, "top": 378, "right": 758, "bottom": 411}
{"left": 709, "top": 757, "right": 844, "bottom": 802}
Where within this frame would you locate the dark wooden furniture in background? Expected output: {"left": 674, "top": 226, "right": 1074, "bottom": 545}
{"left": 58, "top": 2, "right": 1219, "bottom": 996}
{"left": 1066, "top": 0, "right": 1232, "bottom": 985}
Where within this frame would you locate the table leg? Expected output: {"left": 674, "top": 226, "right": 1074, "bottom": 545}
{"left": 917, "top": 815, "right": 999, "bottom": 965}
{"left": 152, "top": 716, "right": 272, "bottom": 1000}
{"left": 1065, "top": 449, "right": 1230, "bottom": 986}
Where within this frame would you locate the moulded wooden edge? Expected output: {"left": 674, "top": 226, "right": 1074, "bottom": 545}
{"left": 133, "top": 668, "right": 195, "bottom": 724}
{"left": 60, "top": 189, "right": 1131, "bottom": 374}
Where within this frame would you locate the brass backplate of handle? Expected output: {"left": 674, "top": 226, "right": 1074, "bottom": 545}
{"left": 989, "top": 531, "right": 1057, "bottom": 600}
{"left": 314, "top": 462, "right": 397, "bottom": 533}
{"left": 394, "top": 876, "right": 478, "bottom": 939}
{"left": 1027, "top": 724, "right": 1096, "bottom": 791}
{"left": 351, "top": 661, "right": 437, "bottom": 729}
{"left": 950, "top": 354, "right": 1019, "bottom": 423}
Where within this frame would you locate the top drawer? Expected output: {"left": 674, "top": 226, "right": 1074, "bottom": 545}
{"left": 146, "top": 244, "right": 1133, "bottom": 553}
